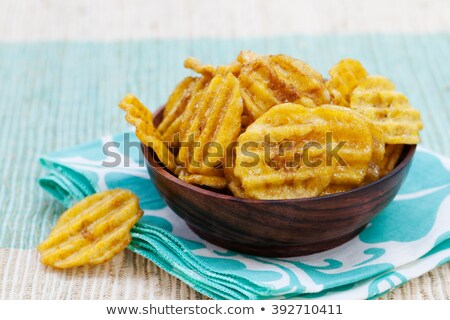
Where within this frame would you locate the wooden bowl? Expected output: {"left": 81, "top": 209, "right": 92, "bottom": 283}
{"left": 142, "top": 106, "right": 416, "bottom": 257}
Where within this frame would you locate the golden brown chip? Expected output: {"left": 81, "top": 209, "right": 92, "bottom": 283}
{"left": 350, "top": 89, "right": 423, "bottom": 144}
{"left": 119, "top": 94, "right": 178, "bottom": 173}
{"left": 184, "top": 57, "right": 241, "bottom": 77}
{"left": 119, "top": 94, "right": 157, "bottom": 135}
{"left": 351, "top": 90, "right": 409, "bottom": 108}
{"left": 234, "top": 103, "right": 334, "bottom": 200}
{"left": 363, "top": 122, "right": 386, "bottom": 183}
{"left": 178, "top": 170, "right": 228, "bottom": 189}
{"left": 380, "top": 144, "right": 404, "bottom": 177}
{"left": 158, "top": 77, "right": 210, "bottom": 146}
{"left": 224, "top": 166, "right": 246, "bottom": 198}
{"left": 184, "top": 50, "right": 260, "bottom": 78}
{"left": 312, "top": 105, "right": 373, "bottom": 195}
{"left": 320, "top": 184, "right": 354, "bottom": 196}
{"left": 38, "top": 189, "right": 143, "bottom": 269}
{"left": 223, "top": 145, "right": 246, "bottom": 198}
{"left": 297, "top": 96, "right": 318, "bottom": 108}
{"left": 178, "top": 73, "right": 243, "bottom": 179}
{"left": 236, "top": 50, "right": 260, "bottom": 64}
{"left": 352, "top": 75, "right": 395, "bottom": 94}
{"left": 327, "top": 58, "right": 368, "bottom": 107}
{"left": 239, "top": 54, "right": 330, "bottom": 121}
{"left": 163, "top": 76, "right": 196, "bottom": 118}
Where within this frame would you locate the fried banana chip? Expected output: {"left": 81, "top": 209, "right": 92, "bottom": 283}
{"left": 178, "top": 170, "right": 228, "bottom": 189}
{"left": 234, "top": 103, "right": 334, "bottom": 200}
{"left": 320, "top": 184, "right": 354, "bottom": 196}
{"left": 363, "top": 122, "right": 386, "bottom": 183}
{"left": 38, "top": 189, "right": 143, "bottom": 269}
{"left": 223, "top": 144, "right": 246, "bottom": 198}
{"left": 350, "top": 88, "right": 423, "bottom": 144}
{"left": 163, "top": 76, "right": 197, "bottom": 118}
{"left": 224, "top": 166, "right": 246, "bottom": 198}
{"left": 119, "top": 94, "right": 157, "bottom": 135}
{"left": 327, "top": 58, "right": 368, "bottom": 107}
{"left": 380, "top": 144, "right": 404, "bottom": 177}
{"left": 313, "top": 105, "right": 373, "bottom": 195}
{"left": 352, "top": 75, "right": 395, "bottom": 94}
{"left": 239, "top": 54, "right": 330, "bottom": 121}
{"left": 185, "top": 57, "right": 241, "bottom": 77}
{"left": 178, "top": 73, "right": 243, "bottom": 178}
{"left": 119, "top": 94, "right": 178, "bottom": 173}
{"left": 236, "top": 50, "right": 260, "bottom": 65}
{"left": 184, "top": 50, "right": 260, "bottom": 78}
{"left": 158, "top": 77, "right": 210, "bottom": 146}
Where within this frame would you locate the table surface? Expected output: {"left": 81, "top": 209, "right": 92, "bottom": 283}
{"left": 1, "top": 0, "right": 449, "bottom": 300}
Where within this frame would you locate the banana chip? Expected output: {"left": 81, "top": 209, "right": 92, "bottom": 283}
{"left": 352, "top": 75, "right": 395, "bottom": 94}
{"left": 313, "top": 105, "right": 373, "bottom": 195}
{"left": 179, "top": 170, "right": 228, "bottom": 189}
{"left": 163, "top": 76, "right": 196, "bottom": 118}
{"left": 239, "top": 54, "right": 330, "bottom": 121}
{"left": 178, "top": 73, "right": 243, "bottom": 179}
{"left": 236, "top": 50, "right": 260, "bottom": 64}
{"left": 119, "top": 94, "right": 178, "bottom": 173}
{"left": 235, "top": 103, "right": 334, "bottom": 199}
{"left": 380, "top": 144, "right": 404, "bottom": 177}
{"left": 364, "top": 122, "right": 386, "bottom": 183}
{"left": 327, "top": 59, "right": 368, "bottom": 107}
{"left": 184, "top": 50, "right": 260, "bottom": 78}
{"left": 350, "top": 88, "right": 423, "bottom": 144}
{"left": 224, "top": 166, "right": 246, "bottom": 198}
{"left": 223, "top": 145, "right": 246, "bottom": 198}
{"left": 185, "top": 57, "right": 241, "bottom": 77}
{"left": 158, "top": 77, "right": 210, "bottom": 146}
{"left": 38, "top": 189, "right": 143, "bottom": 269}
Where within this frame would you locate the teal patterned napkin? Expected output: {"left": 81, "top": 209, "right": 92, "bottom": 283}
{"left": 39, "top": 132, "right": 450, "bottom": 299}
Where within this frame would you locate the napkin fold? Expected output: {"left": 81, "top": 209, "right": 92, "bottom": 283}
{"left": 39, "top": 132, "right": 450, "bottom": 299}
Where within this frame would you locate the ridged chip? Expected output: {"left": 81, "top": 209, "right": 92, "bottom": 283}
{"left": 158, "top": 77, "right": 210, "bottom": 146}
{"left": 178, "top": 73, "right": 243, "bottom": 180}
{"left": 363, "top": 122, "right": 386, "bottom": 184}
{"left": 380, "top": 144, "right": 404, "bottom": 177}
{"left": 184, "top": 50, "right": 260, "bottom": 78}
{"left": 234, "top": 103, "right": 334, "bottom": 200}
{"left": 327, "top": 58, "right": 368, "bottom": 107}
{"left": 237, "top": 50, "right": 260, "bottom": 64}
{"left": 163, "top": 76, "right": 196, "bottom": 117}
{"left": 38, "top": 189, "right": 143, "bottom": 269}
{"left": 223, "top": 145, "right": 246, "bottom": 198}
{"left": 313, "top": 105, "right": 373, "bottom": 195}
{"left": 239, "top": 54, "right": 330, "bottom": 122}
{"left": 350, "top": 84, "right": 423, "bottom": 144}
{"left": 224, "top": 166, "right": 246, "bottom": 198}
{"left": 185, "top": 57, "right": 241, "bottom": 77}
{"left": 178, "top": 170, "right": 228, "bottom": 189}
{"left": 119, "top": 94, "right": 178, "bottom": 173}
{"left": 352, "top": 75, "right": 395, "bottom": 94}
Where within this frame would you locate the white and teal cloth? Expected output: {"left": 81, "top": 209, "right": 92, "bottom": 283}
{"left": 39, "top": 132, "right": 450, "bottom": 299}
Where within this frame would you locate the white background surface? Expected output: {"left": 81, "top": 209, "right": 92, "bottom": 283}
{"left": 1, "top": 0, "right": 449, "bottom": 41}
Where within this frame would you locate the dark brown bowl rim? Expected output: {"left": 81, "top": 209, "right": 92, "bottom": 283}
{"left": 144, "top": 107, "right": 417, "bottom": 204}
